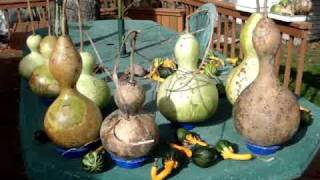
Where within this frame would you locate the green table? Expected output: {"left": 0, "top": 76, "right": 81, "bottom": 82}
{"left": 20, "top": 20, "right": 320, "bottom": 180}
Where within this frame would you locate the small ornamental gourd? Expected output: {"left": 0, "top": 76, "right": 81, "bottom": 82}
{"left": 44, "top": 0, "right": 102, "bottom": 149}
{"left": 233, "top": 17, "right": 300, "bottom": 147}
{"left": 157, "top": 33, "right": 219, "bottom": 123}
{"left": 100, "top": 31, "right": 159, "bottom": 160}
{"left": 225, "top": 13, "right": 263, "bottom": 104}
{"left": 29, "top": 0, "right": 59, "bottom": 98}
{"left": 19, "top": 0, "right": 46, "bottom": 79}
{"left": 74, "top": 0, "right": 111, "bottom": 110}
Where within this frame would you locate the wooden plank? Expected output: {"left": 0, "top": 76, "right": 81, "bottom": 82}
{"left": 223, "top": 15, "right": 229, "bottom": 56}
{"left": 216, "top": 13, "right": 221, "bottom": 51}
{"left": 231, "top": 16, "right": 236, "bottom": 58}
{"left": 295, "top": 37, "right": 307, "bottom": 95}
{"left": 283, "top": 36, "right": 293, "bottom": 87}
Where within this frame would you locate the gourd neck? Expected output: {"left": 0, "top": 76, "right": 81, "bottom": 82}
{"left": 256, "top": 56, "right": 278, "bottom": 83}
{"left": 178, "top": 59, "right": 197, "bottom": 72}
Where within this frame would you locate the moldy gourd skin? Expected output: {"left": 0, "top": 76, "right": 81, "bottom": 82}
{"left": 233, "top": 18, "right": 300, "bottom": 146}
{"left": 76, "top": 52, "right": 112, "bottom": 110}
{"left": 29, "top": 36, "right": 59, "bottom": 98}
{"left": 226, "top": 13, "right": 263, "bottom": 104}
{"left": 19, "top": 34, "right": 46, "bottom": 79}
{"left": 157, "top": 33, "right": 219, "bottom": 123}
{"left": 44, "top": 36, "right": 102, "bottom": 148}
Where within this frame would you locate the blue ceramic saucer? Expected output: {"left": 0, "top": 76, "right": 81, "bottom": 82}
{"left": 108, "top": 152, "right": 148, "bottom": 169}
{"left": 246, "top": 142, "right": 281, "bottom": 156}
{"left": 171, "top": 122, "right": 195, "bottom": 130}
{"left": 55, "top": 139, "right": 101, "bottom": 158}
{"left": 40, "top": 97, "right": 55, "bottom": 107}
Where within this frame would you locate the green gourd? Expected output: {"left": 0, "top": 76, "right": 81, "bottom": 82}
{"left": 192, "top": 145, "right": 218, "bottom": 168}
{"left": 225, "top": 13, "right": 263, "bottom": 104}
{"left": 157, "top": 33, "right": 219, "bottom": 123}
{"left": 44, "top": 0, "right": 102, "bottom": 149}
{"left": 19, "top": 34, "right": 46, "bottom": 79}
{"left": 76, "top": 52, "right": 111, "bottom": 110}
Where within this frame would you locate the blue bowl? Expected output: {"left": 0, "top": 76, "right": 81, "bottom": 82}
{"left": 171, "top": 122, "right": 195, "bottom": 130}
{"left": 108, "top": 152, "right": 148, "bottom": 169}
{"left": 246, "top": 142, "right": 281, "bottom": 156}
{"left": 40, "top": 97, "right": 55, "bottom": 107}
{"left": 55, "top": 139, "right": 101, "bottom": 158}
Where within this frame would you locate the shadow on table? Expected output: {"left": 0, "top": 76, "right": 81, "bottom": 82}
{"left": 284, "top": 124, "right": 309, "bottom": 147}
{"left": 197, "top": 98, "right": 233, "bottom": 127}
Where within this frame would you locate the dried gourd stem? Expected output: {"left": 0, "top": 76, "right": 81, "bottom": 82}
{"left": 129, "top": 31, "right": 138, "bottom": 83}
{"left": 112, "top": 30, "right": 140, "bottom": 88}
{"left": 75, "top": 0, "right": 83, "bottom": 52}
{"left": 46, "top": 0, "right": 51, "bottom": 36}
{"left": 26, "top": 0, "right": 35, "bottom": 35}
{"left": 84, "top": 31, "right": 113, "bottom": 79}
{"left": 61, "top": 0, "right": 67, "bottom": 36}
{"left": 264, "top": 0, "right": 268, "bottom": 17}
{"left": 256, "top": 0, "right": 260, "bottom": 13}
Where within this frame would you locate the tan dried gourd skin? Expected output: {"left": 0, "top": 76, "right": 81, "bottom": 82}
{"left": 226, "top": 13, "right": 263, "bottom": 104}
{"left": 233, "top": 18, "right": 300, "bottom": 146}
{"left": 44, "top": 36, "right": 102, "bottom": 148}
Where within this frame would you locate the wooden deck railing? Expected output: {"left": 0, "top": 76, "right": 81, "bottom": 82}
{"left": 0, "top": 0, "right": 52, "bottom": 49}
{"left": 161, "top": 0, "right": 311, "bottom": 95}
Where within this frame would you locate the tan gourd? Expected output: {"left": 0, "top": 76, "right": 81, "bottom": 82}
{"left": 44, "top": 0, "right": 102, "bottom": 149}
{"left": 233, "top": 17, "right": 300, "bottom": 146}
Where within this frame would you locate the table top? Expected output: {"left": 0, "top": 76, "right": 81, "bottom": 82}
{"left": 20, "top": 20, "right": 320, "bottom": 180}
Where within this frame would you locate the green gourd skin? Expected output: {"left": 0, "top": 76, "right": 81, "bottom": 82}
{"left": 44, "top": 36, "right": 102, "bottom": 148}
{"left": 157, "top": 33, "right": 219, "bottom": 123}
{"left": 76, "top": 52, "right": 112, "bottom": 110}
{"left": 29, "top": 36, "right": 60, "bottom": 98}
{"left": 226, "top": 13, "right": 263, "bottom": 104}
{"left": 19, "top": 34, "right": 46, "bottom": 79}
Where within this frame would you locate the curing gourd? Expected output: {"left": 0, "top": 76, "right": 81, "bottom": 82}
{"left": 100, "top": 31, "right": 159, "bottom": 160}
{"left": 19, "top": 0, "right": 46, "bottom": 79}
{"left": 29, "top": 0, "right": 60, "bottom": 98}
{"left": 157, "top": 33, "right": 219, "bottom": 123}
{"left": 74, "top": 0, "right": 111, "bottom": 110}
{"left": 44, "top": 0, "right": 102, "bottom": 149}
{"left": 225, "top": 13, "right": 263, "bottom": 104}
{"left": 233, "top": 18, "right": 300, "bottom": 146}
{"left": 192, "top": 146, "right": 217, "bottom": 168}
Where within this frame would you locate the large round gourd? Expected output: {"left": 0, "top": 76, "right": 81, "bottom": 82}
{"left": 29, "top": 36, "right": 60, "bottom": 98}
{"left": 44, "top": 35, "right": 102, "bottom": 148}
{"left": 157, "top": 33, "right": 218, "bottom": 123}
{"left": 233, "top": 18, "right": 300, "bottom": 146}
{"left": 19, "top": 34, "right": 46, "bottom": 79}
{"left": 225, "top": 13, "right": 263, "bottom": 104}
{"left": 76, "top": 52, "right": 111, "bottom": 110}
{"left": 100, "top": 110, "right": 159, "bottom": 158}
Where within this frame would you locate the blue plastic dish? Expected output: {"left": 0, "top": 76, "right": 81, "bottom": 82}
{"left": 246, "top": 142, "right": 281, "bottom": 156}
{"left": 55, "top": 139, "right": 101, "bottom": 158}
{"left": 171, "top": 122, "right": 195, "bottom": 130}
{"left": 40, "top": 97, "right": 55, "bottom": 107}
{"left": 108, "top": 152, "right": 148, "bottom": 169}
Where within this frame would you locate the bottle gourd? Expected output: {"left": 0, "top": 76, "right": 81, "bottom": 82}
{"left": 225, "top": 13, "right": 263, "bottom": 104}
{"left": 233, "top": 17, "right": 300, "bottom": 146}
{"left": 44, "top": 0, "right": 102, "bottom": 149}
{"left": 157, "top": 33, "right": 219, "bottom": 123}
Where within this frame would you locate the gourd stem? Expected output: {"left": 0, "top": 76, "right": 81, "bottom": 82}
{"left": 129, "top": 32, "right": 137, "bottom": 83}
{"left": 112, "top": 30, "right": 139, "bottom": 88}
{"left": 264, "top": 0, "right": 268, "bottom": 17}
{"left": 75, "top": 0, "right": 83, "bottom": 52}
{"left": 26, "top": 0, "right": 35, "bottom": 35}
{"left": 84, "top": 31, "right": 113, "bottom": 79}
{"left": 61, "top": 0, "right": 67, "bottom": 36}
{"left": 46, "top": 0, "right": 51, "bottom": 36}
{"left": 256, "top": 0, "right": 260, "bottom": 12}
